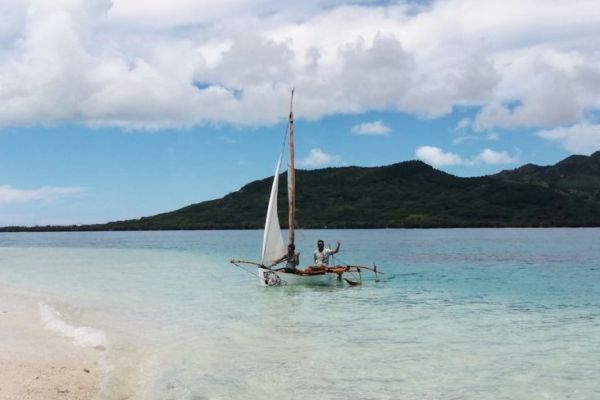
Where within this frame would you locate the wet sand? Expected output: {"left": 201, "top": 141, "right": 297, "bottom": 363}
{"left": 0, "top": 292, "right": 102, "bottom": 400}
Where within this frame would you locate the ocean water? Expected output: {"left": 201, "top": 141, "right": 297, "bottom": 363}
{"left": 1, "top": 229, "right": 599, "bottom": 399}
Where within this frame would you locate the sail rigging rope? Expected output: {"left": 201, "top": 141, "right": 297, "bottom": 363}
{"left": 231, "top": 261, "right": 262, "bottom": 279}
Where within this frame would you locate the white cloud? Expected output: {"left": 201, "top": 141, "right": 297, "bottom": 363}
{"left": 351, "top": 120, "right": 391, "bottom": 135}
{"left": 219, "top": 135, "right": 238, "bottom": 144}
{"left": 414, "top": 146, "right": 464, "bottom": 167}
{"left": 297, "top": 148, "right": 342, "bottom": 168}
{"left": 0, "top": 185, "right": 86, "bottom": 204}
{"left": 0, "top": 0, "right": 599, "bottom": 130}
{"left": 537, "top": 123, "right": 600, "bottom": 154}
{"left": 415, "top": 146, "right": 518, "bottom": 167}
{"left": 452, "top": 131, "right": 499, "bottom": 145}
{"left": 452, "top": 136, "right": 475, "bottom": 145}
{"left": 472, "top": 49, "right": 597, "bottom": 131}
{"left": 487, "top": 132, "right": 499, "bottom": 141}
{"left": 454, "top": 118, "right": 472, "bottom": 131}
{"left": 474, "top": 148, "right": 518, "bottom": 164}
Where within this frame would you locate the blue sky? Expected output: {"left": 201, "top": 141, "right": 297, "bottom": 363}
{"left": 1, "top": 0, "right": 599, "bottom": 226}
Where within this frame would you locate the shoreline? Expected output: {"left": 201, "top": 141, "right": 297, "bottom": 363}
{"left": 0, "top": 291, "right": 104, "bottom": 400}
{"left": 3, "top": 225, "right": 600, "bottom": 232}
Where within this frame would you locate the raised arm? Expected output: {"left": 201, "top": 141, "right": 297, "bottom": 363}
{"left": 332, "top": 241, "right": 341, "bottom": 254}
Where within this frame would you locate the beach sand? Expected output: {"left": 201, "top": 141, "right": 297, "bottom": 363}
{"left": 0, "top": 292, "right": 102, "bottom": 400}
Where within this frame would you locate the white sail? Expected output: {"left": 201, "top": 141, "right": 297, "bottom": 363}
{"left": 261, "top": 154, "right": 287, "bottom": 266}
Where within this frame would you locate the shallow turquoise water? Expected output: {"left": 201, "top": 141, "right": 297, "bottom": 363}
{"left": 1, "top": 229, "right": 599, "bottom": 399}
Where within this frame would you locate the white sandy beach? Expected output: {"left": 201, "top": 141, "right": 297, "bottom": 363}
{"left": 0, "top": 292, "right": 102, "bottom": 400}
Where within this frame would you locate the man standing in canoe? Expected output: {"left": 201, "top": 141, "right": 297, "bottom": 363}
{"left": 313, "top": 240, "right": 340, "bottom": 267}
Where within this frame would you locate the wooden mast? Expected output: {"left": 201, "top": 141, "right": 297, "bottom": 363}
{"left": 288, "top": 89, "right": 296, "bottom": 246}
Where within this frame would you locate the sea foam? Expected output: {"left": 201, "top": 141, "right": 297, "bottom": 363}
{"left": 39, "top": 302, "right": 108, "bottom": 349}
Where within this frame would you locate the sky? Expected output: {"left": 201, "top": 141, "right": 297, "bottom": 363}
{"left": 1, "top": 0, "right": 600, "bottom": 226}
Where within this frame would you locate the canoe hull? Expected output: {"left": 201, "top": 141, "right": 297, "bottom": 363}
{"left": 258, "top": 267, "right": 340, "bottom": 286}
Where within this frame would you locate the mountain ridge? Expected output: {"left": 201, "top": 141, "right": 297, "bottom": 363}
{"left": 2, "top": 152, "right": 600, "bottom": 231}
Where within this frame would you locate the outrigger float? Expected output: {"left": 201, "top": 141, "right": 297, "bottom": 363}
{"left": 230, "top": 90, "right": 384, "bottom": 286}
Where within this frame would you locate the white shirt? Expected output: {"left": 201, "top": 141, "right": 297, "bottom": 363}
{"left": 314, "top": 248, "right": 334, "bottom": 266}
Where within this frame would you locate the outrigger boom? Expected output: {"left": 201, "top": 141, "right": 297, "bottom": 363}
{"left": 230, "top": 259, "right": 384, "bottom": 286}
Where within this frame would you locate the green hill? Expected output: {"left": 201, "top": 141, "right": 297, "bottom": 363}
{"left": 5, "top": 152, "right": 599, "bottom": 231}
{"left": 493, "top": 152, "right": 600, "bottom": 202}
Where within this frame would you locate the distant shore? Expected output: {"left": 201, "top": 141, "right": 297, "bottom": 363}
{"left": 0, "top": 291, "right": 102, "bottom": 400}
{"left": 4, "top": 152, "right": 600, "bottom": 232}
{"left": 2, "top": 223, "right": 600, "bottom": 232}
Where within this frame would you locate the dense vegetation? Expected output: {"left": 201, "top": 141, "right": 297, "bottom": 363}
{"left": 3, "top": 152, "right": 600, "bottom": 231}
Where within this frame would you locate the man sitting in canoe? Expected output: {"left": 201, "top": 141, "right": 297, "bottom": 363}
{"left": 272, "top": 244, "right": 300, "bottom": 273}
{"left": 313, "top": 240, "right": 340, "bottom": 269}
